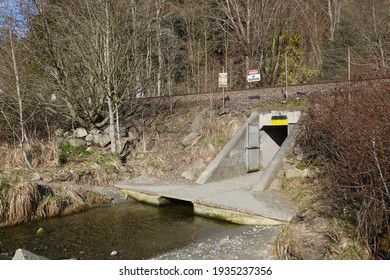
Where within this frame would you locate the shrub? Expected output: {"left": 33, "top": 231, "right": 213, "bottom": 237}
{"left": 300, "top": 83, "right": 390, "bottom": 258}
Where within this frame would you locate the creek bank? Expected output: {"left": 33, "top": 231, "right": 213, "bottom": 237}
{"left": 0, "top": 174, "right": 127, "bottom": 227}
{"left": 272, "top": 146, "right": 369, "bottom": 260}
{"left": 37, "top": 181, "right": 128, "bottom": 204}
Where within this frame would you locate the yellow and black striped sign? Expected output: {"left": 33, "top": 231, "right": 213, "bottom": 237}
{"left": 271, "top": 115, "right": 288, "bottom": 126}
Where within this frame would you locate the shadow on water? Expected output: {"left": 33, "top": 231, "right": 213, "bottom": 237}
{"left": 0, "top": 201, "right": 239, "bottom": 260}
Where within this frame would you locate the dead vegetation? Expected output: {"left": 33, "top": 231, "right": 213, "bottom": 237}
{"left": 0, "top": 141, "right": 124, "bottom": 227}
{"left": 277, "top": 82, "right": 390, "bottom": 259}
{"left": 0, "top": 140, "right": 60, "bottom": 170}
{"left": 275, "top": 173, "right": 370, "bottom": 260}
{"left": 126, "top": 104, "right": 246, "bottom": 181}
{"left": 0, "top": 170, "right": 113, "bottom": 227}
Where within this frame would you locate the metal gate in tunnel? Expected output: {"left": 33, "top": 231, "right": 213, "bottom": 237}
{"left": 246, "top": 124, "right": 260, "bottom": 172}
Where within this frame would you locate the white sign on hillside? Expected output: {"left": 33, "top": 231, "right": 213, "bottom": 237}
{"left": 218, "top": 72, "right": 228, "bottom": 88}
{"left": 247, "top": 69, "right": 261, "bottom": 83}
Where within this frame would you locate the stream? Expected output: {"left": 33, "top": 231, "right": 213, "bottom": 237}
{"left": 0, "top": 201, "right": 244, "bottom": 260}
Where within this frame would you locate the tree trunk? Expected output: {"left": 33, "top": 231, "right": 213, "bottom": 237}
{"left": 372, "top": 5, "right": 387, "bottom": 68}
{"left": 156, "top": 0, "right": 163, "bottom": 96}
{"left": 104, "top": 1, "right": 116, "bottom": 153}
{"left": 245, "top": 0, "right": 250, "bottom": 88}
{"left": 9, "top": 27, "right": 32, "bottom": 168}
{"left": 328, "top": 0, "right": 343, "bottom": 42}
{"left": 204, "top": 25, "right": 208, "bottom": 94}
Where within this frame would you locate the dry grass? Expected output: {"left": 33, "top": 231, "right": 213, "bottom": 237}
{"left": 54, "top": 155, "right": 125, "bottom": 187}
{"left": 275, "top": 162, "right": 368, "bottom": 260}
{"left": 0, "top": 144, "right": 25, "bottom": 169}
{"left": 0, "top": 140, "right": 60, "bottom": 170}
{"left": 86, "top": 191, "right": 112, "bottom": 205}
{"left": 0, "top": 172, "right": 40, "bottom": 226}
{"left": 35, "top": 195, "right": 62, "bottom": 218}
{"left": 326, "top": 218, "right": 370, "bottom": 260}
{"left": 0, "top": 171, "right": 109, "bottom": 227}
{"left": 35, "top": 187, "right": 87, "bottom": 218}
{"left": 127, "top": 106, "right": 246, "bottom": 180}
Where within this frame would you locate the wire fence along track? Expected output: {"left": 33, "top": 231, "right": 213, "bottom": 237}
{"left": 132, "top": 77, "right": 390, "bottom": 110}
{"left": 137, "top": 76, "right": 390, "bottom": 101}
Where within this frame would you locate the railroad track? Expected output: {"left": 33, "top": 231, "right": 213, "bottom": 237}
{"left": 131, "top": 76, "right": 390, "bottom": 111}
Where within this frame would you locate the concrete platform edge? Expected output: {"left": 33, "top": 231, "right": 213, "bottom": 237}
{"left": 193, "top": 203, "right": 288, "bottom": 226}
{"left": 121, "top": 189, "right": 170, "bottom": 206}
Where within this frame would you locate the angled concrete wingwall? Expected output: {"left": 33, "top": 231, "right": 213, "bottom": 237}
{"left": 196, "top": 112, "right": 259, "bottom": 184}
{"left": 252, "top": 113, "right": 302, "bottom": 192}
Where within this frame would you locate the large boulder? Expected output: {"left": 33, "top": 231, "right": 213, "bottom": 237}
{"left": 181, "top": 132, "right": 201, "bottom": 147}
{"left": 216, "top": 108, "right": 230, "bottom": 116}
{"left": 85, "top": 134, "right": 94, "bottom": 142}
{"left": 190, "top": 112, "right": 206, "bottom": 134}
{"left": 68, "top": 138, "right": 86, "bottom": 148}
{"left": 12, "top": 249, "right": 48, "bottom": 260}
{"left": 74, "top": 127, "right": 88, "bottom": 138}
{"left": 101, "top": 134, "right": 111, "bottom": 147}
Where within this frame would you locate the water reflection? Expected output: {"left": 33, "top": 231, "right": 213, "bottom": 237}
{"left": 0, "top": 201, "right": 238, "bottom": 260}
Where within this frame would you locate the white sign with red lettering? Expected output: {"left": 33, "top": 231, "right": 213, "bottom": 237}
{"left": 247, "top": 69, "right": 261, "bottom": 83}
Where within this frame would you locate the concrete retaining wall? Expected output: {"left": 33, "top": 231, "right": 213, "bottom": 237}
{"left": 196, "top": 112, "right": 259, "bottom": 184}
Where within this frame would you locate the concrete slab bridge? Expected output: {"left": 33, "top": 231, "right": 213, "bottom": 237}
{"left": 116, "top": 110, "right": 302, "bottom": 226}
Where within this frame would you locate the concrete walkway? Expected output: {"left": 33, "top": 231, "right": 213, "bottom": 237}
{"left": 116, "top": 172, "right": 295, "bottom": 226}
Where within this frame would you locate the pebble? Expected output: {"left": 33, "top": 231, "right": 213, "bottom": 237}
{"left": 36, "top": 227, "right": 46, "bottom": 237}
{"left": 110, "top": 251, "right": 118, "bottom": 256}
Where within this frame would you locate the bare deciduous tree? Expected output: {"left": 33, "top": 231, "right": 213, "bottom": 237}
{"left": 0, "top": 0, "right": 33, "bottom": 167}
{"left": 32, "top": 0, "right": 139, "bottom": 152}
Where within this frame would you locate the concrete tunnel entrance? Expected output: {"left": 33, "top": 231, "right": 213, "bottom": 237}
{"left": 196, "top": 111, "right": 301, "bottom": 184}
{"left": 257, "top": 111, "right": 301, "bottom": 170}
{"left": 246, "top": 111, "right": 301, "bottom": 172}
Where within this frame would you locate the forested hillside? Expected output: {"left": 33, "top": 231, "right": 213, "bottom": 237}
{"left": 0, "top": 0, "right": 389, "bottom": 259}
{"left": 1, "top": 0, "right": 389, "bottom": 150}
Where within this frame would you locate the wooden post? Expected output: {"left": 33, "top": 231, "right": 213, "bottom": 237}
{"left": 222, "top": 67, "right": 225, "bottom": 109}
{"left": 348, "top": 46, "right": 351, "bottom": 100}
{"left": 285, "top": 52, "right": 288, "bottom": 101}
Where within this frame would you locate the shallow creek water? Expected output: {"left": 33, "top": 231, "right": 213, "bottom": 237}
{"left": 0, "top": 201, "right": 241, "bottom": 260}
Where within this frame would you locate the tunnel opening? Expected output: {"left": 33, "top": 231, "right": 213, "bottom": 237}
{"left": 259, "top": 125, "right": 289, "bottom": 169}
{"left": 162, "top": 197, "right": 194, "bottom": 208}
{"left": 262, "top": 126, "right": 288, "bottom": 146}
